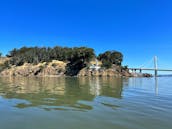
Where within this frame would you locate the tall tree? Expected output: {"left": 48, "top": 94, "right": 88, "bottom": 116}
{"left": 98, "top": 51, "right": 123, "bottom": 68}
{"left": 6, "top": 46, "right": 95, "bottom": 70}
{"left": 66, "top": 47, "right": 95, "bottom": 76}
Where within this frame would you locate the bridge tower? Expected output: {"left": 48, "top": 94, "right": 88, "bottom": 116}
{"left": 154, "top": 56, "right": 158, "bottom": 77}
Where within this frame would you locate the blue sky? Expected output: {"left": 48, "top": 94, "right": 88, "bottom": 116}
{"left": 0, "top": 0, "right": 172, "bottom": 70}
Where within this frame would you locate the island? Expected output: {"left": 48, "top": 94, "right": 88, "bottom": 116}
{"left": 0, "top": 46, "right": 151, "bottom": 77}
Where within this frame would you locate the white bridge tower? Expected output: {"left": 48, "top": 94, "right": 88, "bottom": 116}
{"left": 154, "top": 56, "right": 158, "bottom": 77}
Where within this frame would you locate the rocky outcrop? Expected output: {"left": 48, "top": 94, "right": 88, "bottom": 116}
{"left": 78, "top": 67, "right": 132, "bottom": 77}
{"left": 142, "top": 73, "right": 153, "bottom": 77}
{"left": 0, "top": 59, "right": 152, "bottom": 77}
{"left": 0, "top": 60, "right": 66, "bottom": 77}
{"left": 0, "top": 57, "right": 10, "bottom": 65}
{"left": 78, "top": 65, "right": 152, "bottom": 77}
{"left": 129, "top": 72, "right": 153, "bottom": 77}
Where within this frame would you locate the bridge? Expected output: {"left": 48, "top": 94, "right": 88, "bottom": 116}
{"left": 129, "top": 56, "right": 172, "bottom": 77}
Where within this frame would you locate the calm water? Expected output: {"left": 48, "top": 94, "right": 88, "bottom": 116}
{"left": 0, "top": 77, "right": 171, "bottom": 129}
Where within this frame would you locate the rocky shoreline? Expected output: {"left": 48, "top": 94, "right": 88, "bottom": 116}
{"left": 0, "top": 47, "right": 153, "bottom": 78}
{"left": 78, "top": 67, "right": 132, "bottom": 77}
{"left": 0, "top": 60, "right": 66, "bottom": 77}
{"left": 0, "top": 60, "right": 152, "bottom": 77}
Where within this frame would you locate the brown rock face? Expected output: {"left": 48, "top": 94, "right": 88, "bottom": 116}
{"left": 78, "top": 67, "right": 132, "bottom": 77}
{"left": 0, "top": 60, "right": 152, "bottom": 77}
{"left": 0, "top": 60, "right": 66, "bottom": 77}
{"left": 0, "top": 57, "right": 10, "bottom": 65}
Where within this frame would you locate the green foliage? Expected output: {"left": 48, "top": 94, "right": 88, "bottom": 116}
{"left": 102, "top": 60, "right": 112, "bottom": 69}
{"left": 0, "top": 52, "right": 2, "bottom": 57}
{"left": 7, "top": 46, "right": 95, "bottom": 75}
{"left": 5, "top": 46, "right": 124, "bottom": 75}
{"left": 98, "top": 51, "right": 123, "bottom": 68}
{"left": 66, "top": 47, "right": 95, "bottom": 76}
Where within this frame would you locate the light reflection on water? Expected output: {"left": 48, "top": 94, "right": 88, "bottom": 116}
{"left": 0, "top": 77, "right": 171, "bottom": 129}
{"left": 0, "top": 77, "right": 123, "bottom": 111}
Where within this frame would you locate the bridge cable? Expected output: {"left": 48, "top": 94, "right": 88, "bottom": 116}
{"left": 138, "top": 57, "right": 154, "bottom": 69}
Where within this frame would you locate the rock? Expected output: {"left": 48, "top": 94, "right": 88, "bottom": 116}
{"left": 130, "top": 72, "right": 152, "bottom": 77}
{"left": 0, "top": 60, "right": 151, "bottom": 77}
{"left": 0, "top": 57, "right": 10, "bottom": 65}
{"left": 142, "top": 73, "right": 153, "bottom": 77}
{"left": 0, "top": 60, "right": 66, "bottom": 77}
{"left": 78, "top": 67, "right": 132, "bottom": 77}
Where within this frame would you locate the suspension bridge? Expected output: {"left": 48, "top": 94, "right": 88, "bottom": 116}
{"left": 129, "top": 56, "right": 172, "bottom": 77}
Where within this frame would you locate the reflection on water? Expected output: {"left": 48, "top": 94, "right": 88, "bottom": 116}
{"left": 155, "top": 77, "right": 158, "bottom": 95}
{"left": 0, "top": 77, "right": 124, "bottom": 111}
{"left": 127, "top": 77, "right": 159, "bottom": 95}
{"left": 0, "top": 77, "right": 172, "bottom": 129}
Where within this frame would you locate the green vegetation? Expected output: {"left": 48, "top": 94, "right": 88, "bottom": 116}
{"left": 65, "top": 47, "right": 95, "bottom": 76}
{"left": 6, "top": 46, "right": 95, "bottom": 75}
{"left": 98, "top": 51, "right": 123, "bottom": 68}
{"left": 1, "top": 46, "right": 124, "bottom": 75}
{"left": 0, "top": 52, "right": 2, "bottom": 57}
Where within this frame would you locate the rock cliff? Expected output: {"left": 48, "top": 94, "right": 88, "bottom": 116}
{"left": 0, "top": 60, "right": 66, "bottom": 77}
{"left": 0, "top": 59, "right": 151, "bottom": 77}
{"left": 78, "top": 67, "right": 132, "bottom": 77}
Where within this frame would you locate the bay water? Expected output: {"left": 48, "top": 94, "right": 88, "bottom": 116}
{"left": 0, "top": 77, "right": 171, "bottom": 129}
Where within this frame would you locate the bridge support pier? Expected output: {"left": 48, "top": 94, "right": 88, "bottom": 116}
{"left": 155, "top": 70, "right": 158, "bottom": 77}
{"left": 154, "top": 56, "right": 158, "bottom": 77}
{"left": 139, "top": 69, "right": 142, "bottom": 73}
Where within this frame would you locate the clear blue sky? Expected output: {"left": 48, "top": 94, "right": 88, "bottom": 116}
{"left": 0, "top": 0, "right": 172, "bottom": 70}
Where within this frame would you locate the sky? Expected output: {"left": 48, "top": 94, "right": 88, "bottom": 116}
{"left": 0, "top": 0, "right": 172, "bottom": 71}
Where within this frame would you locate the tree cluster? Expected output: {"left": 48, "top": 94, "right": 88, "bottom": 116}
{"left": 3, "top": 46, "right": 124, "bottom": 75}
{"left": 6, "top": 46, "right": 95, "bottom": 75}
{"left": 98, "top": 51, "right": 123, "bottom": 68}
{"left": 66, "top": 47, "right": 95, "bottom": 76}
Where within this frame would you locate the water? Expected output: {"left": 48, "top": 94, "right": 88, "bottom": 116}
{"left": 0, "top": 77, "right": 171, "bottom": 129}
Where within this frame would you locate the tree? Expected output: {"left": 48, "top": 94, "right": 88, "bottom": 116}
{"left": 98, "top": 50, "right": 123, "bottom": 68}
{"left": 66, "top": 47, "right": 95, "bottom": 76}
{"left": 6, "top": 46, "right": 96, "bottom": 73}
{"left": 0, "top": 52, "right": 2, "bottom": 57}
